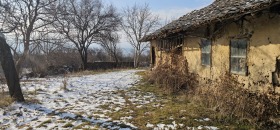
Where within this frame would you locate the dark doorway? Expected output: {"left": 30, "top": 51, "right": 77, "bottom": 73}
{"left": 151, "top": 47, "right": 156, "bottom": 67}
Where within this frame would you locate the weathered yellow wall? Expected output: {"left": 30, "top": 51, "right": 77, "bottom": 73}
{"left": 151, "top": 11, "right": 280, "bottom": 93}
{"left": 246, "top": 13, "right": 280, "bottom": 92}
{"left": 150, "top": 40, "right": 172, "bottom": 67}
{"left": 183, "top": 37, "right": 212, "bottom": 80}
{"left": 150, "top": 39, "right": 183, "bottom": 67}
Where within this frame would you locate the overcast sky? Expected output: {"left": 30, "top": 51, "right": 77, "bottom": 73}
{"left": 101, "top": 0, "right": 214, "bottom": 53}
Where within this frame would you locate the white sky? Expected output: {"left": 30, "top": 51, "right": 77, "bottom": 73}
{"left": 100, "top": 0, "right": 214, "bottom": 52}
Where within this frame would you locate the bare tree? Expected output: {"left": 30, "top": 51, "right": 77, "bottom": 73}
{"left": 92, "top": 48, "right": 110, "bottom": 62}
{"left": 0, "top": 33, "right": 24, "bottom": 102}
{"left": 50, "top": 0, "right": 120, "bottom": 70}
{"left": 0, "top": 0, "right": 57, "bottom": 74}
{"left": 98, "top": 32, "right": 121, "bottom": 63}
{"left": 121, "top": 4, "right": 159, "bottom": 67}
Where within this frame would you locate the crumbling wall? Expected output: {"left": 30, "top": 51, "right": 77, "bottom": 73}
{"left": 244, "top": 11, "right": 280, "bottom": 93}
{"left": 206, "top": 10, "right": 280, "bottom": 93}
{"left": 150, "top": 10, "right": 280, "bottom": 93}
{"left": 150, "top": 39, "right": 182, "bottom": 68}
{"left": 272, "top": 56, "right": 280, "bottom": 86}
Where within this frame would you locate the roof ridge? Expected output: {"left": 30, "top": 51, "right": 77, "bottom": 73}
{"left": 140, "top": 0, "right": 280, "bottom": 42}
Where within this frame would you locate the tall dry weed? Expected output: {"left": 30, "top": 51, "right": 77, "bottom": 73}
{"left": 148, "top": 50, "right": 279, "bottom": 128}
{"left": 192, "top": 72, "right": 280, "bottom": 128}
{"left": 149, "top": 50, "right": 198, "bottom": 94}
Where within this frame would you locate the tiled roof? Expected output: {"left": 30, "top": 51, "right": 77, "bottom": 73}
{"left": 141, "top": 0, "right": 280, "bottom": 41}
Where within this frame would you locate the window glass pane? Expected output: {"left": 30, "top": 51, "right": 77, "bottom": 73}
{"left": 239, "top": 58, "right": 247, "bottom": 72}
{"left": 231, "top": 40, "right": 239, "bottom": 56}
{"left": 230, "top": 39, "right": 247, "bottom": 74}
{"left": 202, "top": 53, "right": 210, "bottom": 65}
{"left": 238, "top": 40, "right": 247, "bottom": 56}
{"left": 201, "top": 39, "right": 211, "bottom": 66}
{"left": 201, "top": 39, "right": 211, "bottom": 53}
{"left": 205, "top": 44, "right": 211, "bottom": 53}
{"left": 231, "top": 57, "right": 239, "bottom": 72}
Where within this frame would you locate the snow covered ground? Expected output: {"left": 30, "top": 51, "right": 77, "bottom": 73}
{"left": 0, "top": 70, "right": 219, "bottom": 130}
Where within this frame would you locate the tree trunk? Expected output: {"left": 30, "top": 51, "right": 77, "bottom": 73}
{"left": 134, "top": 49, "right": 140, "bottom": 68}
{"left": 0, "top": 34, "right": 25, "bottom": 102}
{"left": 114, "top": 54, "right": 119, "bottom": 64}
{"left": 134, "top": 49, "right": 137, "bottom": 68}
{"left": 79, "top": 48, "right": 88, "bottom": 70}
{"left": 83, "top": 57, "right": 88, "bottom": 70}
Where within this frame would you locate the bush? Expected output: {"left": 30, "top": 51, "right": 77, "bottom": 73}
{"left": 192, "top": 72, "right": 280, "bottom": 128}
{"left": 148, "top": 50, "right": 280, "bottom": 128}
{"left": 149, "top": 51, "right": 198, "bottom": 94}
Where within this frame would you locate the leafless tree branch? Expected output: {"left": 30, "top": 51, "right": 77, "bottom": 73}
{"left": 121, "top": 3, "right": 159, "bottom": 67}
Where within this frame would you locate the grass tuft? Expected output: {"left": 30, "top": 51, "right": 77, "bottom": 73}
{"left": 63, "top": 122, "right": 74, "bottom": 128}
{"left": 0, "top": 92, "right": 14, "bottom": 108}
{"left": 69, "top": 69, "right": 129, "bottom": 76}
{"left": 36, "top": 119, "right": 52, "bottom": 128}
{"left": 114, "top": 70, "right": 257, "bottom": 129}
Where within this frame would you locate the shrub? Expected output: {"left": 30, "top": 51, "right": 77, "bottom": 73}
{"left": 149, "top": 50, "right": 198, "bottom": 94}
{"left": 192, "top": 72, "right": 280, "bottom": 128}
{"left": 148, "top": 50, "right": 280, "bottom": 128}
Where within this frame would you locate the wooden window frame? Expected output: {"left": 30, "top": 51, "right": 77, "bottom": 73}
{"left": 230, "top": 39, "right": 248, "bottom": 76}
{"left": 156, "top": 35, "right": 184, "bottom": 52}
{"left": 201, "top": 39, "right": 212, "bottom": 67}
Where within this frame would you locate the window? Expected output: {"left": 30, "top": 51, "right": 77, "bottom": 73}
{"left": 230, "top": 39, "right": 248, "bottom": 75}
{"left": 156, "top": 35, "right": 184, "bottom": 52}
{"left": 201, "top": 39, "right": 211, "bottom": 66}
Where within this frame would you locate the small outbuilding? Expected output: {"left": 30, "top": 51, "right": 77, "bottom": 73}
{"left": 141, "top": 0, "right": 280, "bottom": 93}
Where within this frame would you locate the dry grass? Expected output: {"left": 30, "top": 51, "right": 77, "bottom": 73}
{"left": 61, "top": 74, "right": 68, "bottom": 91}
{"left": 0, "top": 92, "right": 14, "bottom": 108}
{"left": 69, "top": 68, "right": 130, "bottom": 76}
{"left": 0, "top": 90, "right": 41, "bottom": 108}
{"left": 24, "top": 96, "right": 41, "bottom": 104}
{"left": 141, "top": 49, "right": 280, "bottom": 128}
{"left": 63, "top": 122, "right": 74, "bottom": 128}
{"left": 149, "top": 52, "right": 198, "bottom": 94}
{"left": 36, "top": 119, "right": 52, "bottom": 128}
{"left": 105, "top": 82, "right": 255, "bottom": 129}
{"left": 146, "top": 57, "right": 280, "bottom": 129}
{"left": 191, "top": 73, "right": 280, "bottom": 128}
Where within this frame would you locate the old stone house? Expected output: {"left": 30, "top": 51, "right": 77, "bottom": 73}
{"left": 141, "top": 0, "right": 280, "bottom": 93}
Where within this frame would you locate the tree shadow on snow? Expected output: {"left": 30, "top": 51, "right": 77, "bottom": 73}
{"left": 19, "top": 103, "right": 137, "bottom": 130}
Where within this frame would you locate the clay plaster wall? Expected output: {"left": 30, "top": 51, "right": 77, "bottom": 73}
{"left": 151, "top": 11, "right": 280, "bottom": 93}
{"left": 150, "top": 39, "right": 176, "bottom": 67}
